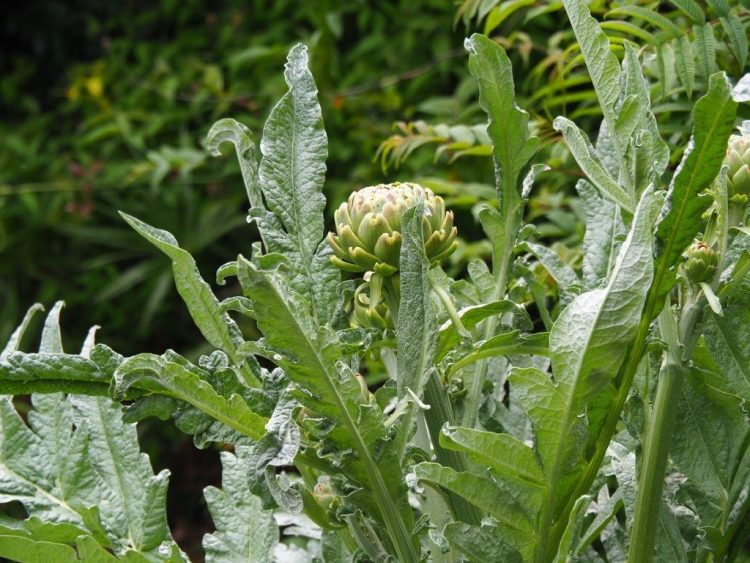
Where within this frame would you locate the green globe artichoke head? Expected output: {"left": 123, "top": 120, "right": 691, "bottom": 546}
{"left": 726, "top": 129, "right": 750, "bottom": 201}
{"left": 683, "top": 241, "right": 717, "bottom": 284}
{"left": 326, "top": 182, "right": 457, "bottom": 276}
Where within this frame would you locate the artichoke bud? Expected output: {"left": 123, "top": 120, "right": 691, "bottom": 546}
{"left": 312, "top": 476, "right": 338, "bottom": 511}
{"left": 351, "top": 279, "right": 392, "bottom": 330}
{"left": 726, "top": 131, "right": 750, "bottom": 199}
{"left": 684, "top": 242, "right": 717, "bottom": 284}
{"left": 327, "top": 182, "right": 457, "bottom": 275}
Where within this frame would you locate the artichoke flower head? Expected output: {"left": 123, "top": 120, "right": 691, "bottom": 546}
{"left": 326, "top": 182, "right": 457, "bottom": 276}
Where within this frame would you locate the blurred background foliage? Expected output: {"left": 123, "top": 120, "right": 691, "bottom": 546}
{"left": 1, "top": 0, "right": 748, "bottom": 559}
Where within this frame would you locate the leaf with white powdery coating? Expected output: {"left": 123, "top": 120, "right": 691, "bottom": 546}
{"left": 397, "top": 203, "right": 437, "bottom": 399}
{"left": 114, "top": 353, "right": 267, "bottom": 442}
{"left": 513, "top": 186, "right": 659, "bottom": 559}
{"left": 203, "top": 446, "right": 278, "bottom": 563}
{"left": 258, "top": 44, "right": 339, "bottom": 325}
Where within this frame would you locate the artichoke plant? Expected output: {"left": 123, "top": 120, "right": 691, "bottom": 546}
{"left": 326, "top": 182, "right": 457, "bottom": 276}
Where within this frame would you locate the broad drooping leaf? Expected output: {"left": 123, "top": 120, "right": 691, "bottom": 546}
{"left": 202, "top": 446, "right": 279, "bottom": 563}
{"left": 670, "top": 343, "right": 750, "bottom": 559}
{"left": 114, "top": 351, "right": 268, "bottom": 444}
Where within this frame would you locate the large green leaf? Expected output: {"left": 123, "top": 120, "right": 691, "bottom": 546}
{"left": 257, "top": 44, "right": 339, "bottom": 325}
{"left": 113, "top": 353, "right": 267, "bottom": 442}
{"left": 512, "top": 186, "right": 658, "bottom": 560}
{"left": 654, "top": 73, "right": 738, "bottom": 272}
{"left": 466, "top": 34, "right": 538, "bottom": 272}
{"left": 202, "top": 447, "right": 278, "bottom": 562}
{"left": 235, "top": 255, "right": 418, "bottom": 561}
{"left": 0, "top": 392, "right": 182, "bottom": 560}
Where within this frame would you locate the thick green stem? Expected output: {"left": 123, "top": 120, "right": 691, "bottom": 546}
{"left": 627, "top": 354, "right": 683, "bottom": 561}
{"left": 629, "top": 296, "right": 704, "bottom": 561}
{"left": 461, "top": 208, "right": 519, "bottom": 428}
{"left": 423, "top": 373, "right": 482, "bottom": 525}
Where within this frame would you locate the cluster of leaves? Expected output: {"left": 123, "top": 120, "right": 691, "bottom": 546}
{"left": 2, "top": 1, "right": 750, "bottom": 561}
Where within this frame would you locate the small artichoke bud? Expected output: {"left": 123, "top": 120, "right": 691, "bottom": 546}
{"left": 351, "top": 280, "right": 393, "bottom": 330}
{"left": 327, "top": 182, "right": 458, "bottom": 275}
{"left": 726, "top": 128, "right": 750, "bottom": 200}
{"left": 684, "top": 242, "right": 717, "bottom": 284}
{"left": 312, "top": 476, "right": 337, "bottom": 510}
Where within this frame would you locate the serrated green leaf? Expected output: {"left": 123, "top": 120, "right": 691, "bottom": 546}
{"left": 69, "top": 396, "right": 174, "bottom": 554}
{"left": 440, "top": 424, "right": 542, "bottom": 481}
{"left": 466, "top": 34, "right": 539, "bottom": 272}
{"left": 235, "top": 255, "right": 418, "bottom": 561}
{"left": 203, "top": 447, "right": 278, "bottom": 563}
{"left": 446, "top": 331, "right": 549, "bottom": 376}
{"left": 514, "top": 187, "right": 658, "bottom": 560}
{"left": 257, "top": 44, "right": 339, "bottom": 325}
{"left": 114, "top": 353, "right": 267, "bottom": 442}
{"left": 553, "top": 116, "right": 635, "bottom": 212}
{"left": 0, "top": 391, "right": 182, "bottom": 560}
{"left": 620, "top": 43, "right": 670, "bottom": 189}
{"left": 437, "top": 300, "right": 532, "bottom": 360}
{"left": 119, "top": 213, "right": 259, "bottom": 388}
{"left": 704, "top": 300, "right": 750, "bottom": 402}
{"left": 655, "top": 73, "right": 738, "bottom": 273}
{"left": 0, "top": 353, "right": 113, "bottom": 396}
{"left": 442, "top": 523, "right": 524, "bottom": 563}
{"left": 563, "top": 0, "right": 622, "bottom": 143}
{"left": 415, "top": 462, "right": 535, "bottom": 554}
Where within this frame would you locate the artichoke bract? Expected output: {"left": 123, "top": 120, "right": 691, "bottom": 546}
{"left": 326, "top": 182, "right": 457, "bottom": 276}
{"left": 726, "top": 129, "right": 750, "bottom": 201}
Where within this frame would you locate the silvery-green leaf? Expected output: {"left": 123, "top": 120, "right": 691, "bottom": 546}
{"left": 203, "top": 446, "right": 278, "bottom": 563}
